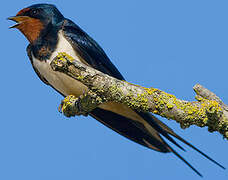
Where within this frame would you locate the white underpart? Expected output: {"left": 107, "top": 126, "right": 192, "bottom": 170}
{"left": 32, "top": 30, "right": 143, "bottom": 122}
{"left": 32, "top": 30, "right": 88, "bottom": 96}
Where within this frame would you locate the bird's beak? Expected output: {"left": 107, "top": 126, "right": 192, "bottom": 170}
{"left": 8, "top": 16, "right": 31, "bottom": 29}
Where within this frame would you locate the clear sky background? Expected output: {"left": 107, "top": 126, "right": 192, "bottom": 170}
{"left": 1, "top": 0, "right": 228, "bottom": 179}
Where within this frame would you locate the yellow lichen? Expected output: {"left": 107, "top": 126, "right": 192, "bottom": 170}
{"left": 77, "top": 75, "right": 84, "bottom": 80}
{"left": 57, "top": 52, "right": 75, "bottom": 62}
{"left": 144, "top": 87, "right": 160, "bottom": 95}
{"left": 60, "top": 95, "right": 76, "bottom": 113}
{"left": 153, "top": 110, "right": 158, "bottom": 114}
{"left": 195, "top": 95, "right": 203, "bottom": 101}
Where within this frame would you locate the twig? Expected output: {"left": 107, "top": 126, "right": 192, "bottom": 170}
{"left": 50, "top": 52, "right": 228, "bottom": 139}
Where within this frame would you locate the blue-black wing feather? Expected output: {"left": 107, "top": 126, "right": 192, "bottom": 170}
{"left": 62, "top": 19, "right": 125, "bottom": 80}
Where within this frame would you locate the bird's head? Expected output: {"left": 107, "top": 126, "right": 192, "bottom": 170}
{"left": 8, "top": 4, "right": 64, "bottom": 43}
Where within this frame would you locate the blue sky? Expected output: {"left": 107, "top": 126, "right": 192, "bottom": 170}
{"left": 1, "top": 0, "right": 228, "bottom": 179}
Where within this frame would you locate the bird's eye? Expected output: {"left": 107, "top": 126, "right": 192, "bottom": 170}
{"left": 30, "top": 9, "right": 39, "bottom": 16}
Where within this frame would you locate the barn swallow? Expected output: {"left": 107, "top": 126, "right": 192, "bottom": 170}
{"left": 8, "top": 3, "right": 225, "bottom": 176}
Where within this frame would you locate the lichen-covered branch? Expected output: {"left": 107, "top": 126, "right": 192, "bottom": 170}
{"left": 50, "top": 52, "right": 228, "bottom": 139}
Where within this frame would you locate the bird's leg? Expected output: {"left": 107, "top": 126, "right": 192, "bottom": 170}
{"left": 58, "top": 90, "right": 103, "bottom": 117}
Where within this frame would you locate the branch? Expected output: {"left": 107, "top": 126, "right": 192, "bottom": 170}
{"left": 50, "top": 52, "right": 228, "bottom": 139}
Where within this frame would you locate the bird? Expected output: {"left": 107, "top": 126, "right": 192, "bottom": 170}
{"left": 8, "top": 3, "right": 225, "bottom": 176}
